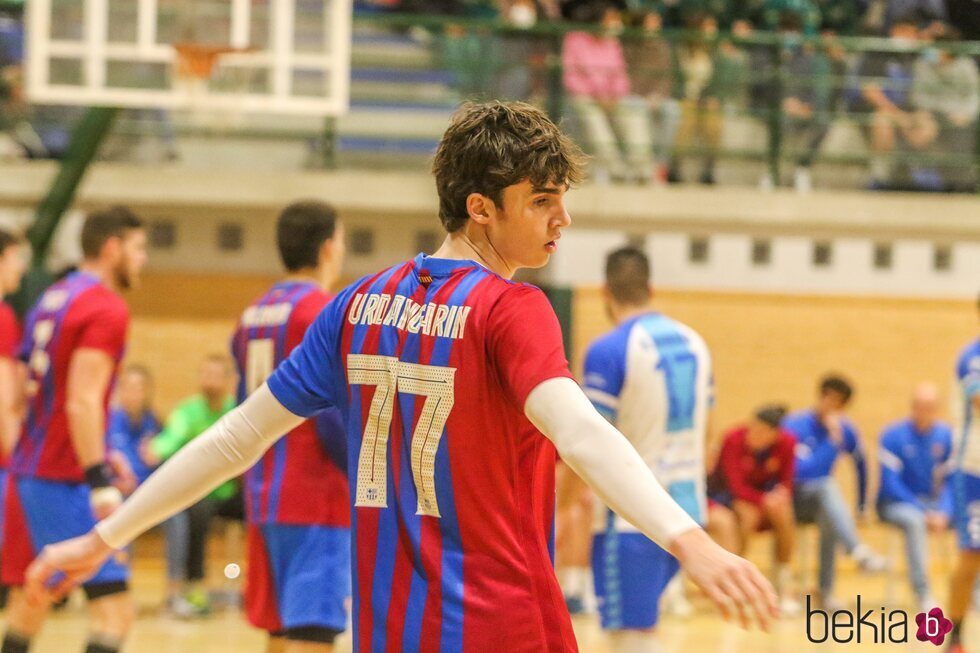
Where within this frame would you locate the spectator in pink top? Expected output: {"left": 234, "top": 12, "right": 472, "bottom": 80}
{"left": 562, "top": 4, "right": 652, "bottom": 184}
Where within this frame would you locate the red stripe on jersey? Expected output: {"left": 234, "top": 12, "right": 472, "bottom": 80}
{"left": 443, "top": 277, "right": 578, "bottom": 652}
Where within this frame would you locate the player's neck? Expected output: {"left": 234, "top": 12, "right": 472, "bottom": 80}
{"left": 612, "top": 303, "right": 654, "bottom": 325}
{"left": 78, "top": 261, "right": 118, "bottom": 292}
{"left": 283, "top": 268, "right": 331, "bottom": 291}
{"left": 432, "top": 231, "right": 515, "bottom": 279}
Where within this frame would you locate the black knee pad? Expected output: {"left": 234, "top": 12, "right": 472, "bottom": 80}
{"left": 284, "top": 626, "right": 341, "bottom": 644}
{"left": 83, "top": 580, "right": 128, "bottom": 601}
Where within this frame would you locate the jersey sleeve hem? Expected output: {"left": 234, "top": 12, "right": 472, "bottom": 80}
{"left": 267, "top": 375, "right": 319, "bottom": 419}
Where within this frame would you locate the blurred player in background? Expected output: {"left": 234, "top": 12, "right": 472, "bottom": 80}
{"left": 2, "top": 208, "right": 145, "bottom": 653}
{"left": 27, "top": 102, "right": 778, "bottom": 653}
{"left": 140, "top": 354, "right": 237, "bottom": 617}
{"left": 0, "top": 228, "right": 26, "bottom": 609}
{"left": 231, "top": 200, "right": 348, "bottom": 653}
{"left": 106, "top": 365, "right": 160, "bottom": 489}
{"left": 706, "top": 405, "right": 799, "bottom": 614}
{"left": 784, "top": 374, "right": 888, "bottom": 609}
{"left": 945, "top": 293, "right": 980, "bottom": 653}
{"left": 582, "top": 246, "right": 713, "bottom": 653}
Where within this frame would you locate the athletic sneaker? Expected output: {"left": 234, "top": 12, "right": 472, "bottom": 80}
{"left": 853, "top": 544, "right": 890, "bottom": 573}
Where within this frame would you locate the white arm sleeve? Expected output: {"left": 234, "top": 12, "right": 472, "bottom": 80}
{"left": 95, "top": 383, "right": 304, "bottom": 549}
{"left": 525, "top": 377, "right": 699, "bottom": 548}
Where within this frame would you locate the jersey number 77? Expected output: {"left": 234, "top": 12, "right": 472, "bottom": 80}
{"left": 347, "top": 354, "right": 455, "bottom": 519}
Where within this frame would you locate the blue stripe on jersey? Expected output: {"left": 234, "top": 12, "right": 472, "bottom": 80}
{"left": 22, "top": 273, "right": 98, "bottom": 475}
{"left": 434, "top": 268, "right": 486, "bottom": 653}
{"left": 243, "top": 288, "right": 284, "bottom": 521}
{"left": 266, "top": 282, "right": 316, "bottom": 522}
{"left": 349, "top": 265, "right": 413, "bottom": 653}
{"left": 637, "top": 315, "right": 698, "bottom": 434}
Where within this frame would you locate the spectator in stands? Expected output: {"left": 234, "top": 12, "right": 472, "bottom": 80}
{"left": 107, "top": 365, "right": 161, "bottom": 488}
{"left": 670, "top": 13, "right": 724, "bottom": 184}
{"left": 785, "top": 374, "right": 889, "bottom": 610}
{"left": 883, "top": 0, "right": 946, "bottom": 34}
{"left": 876, "top": 382, "right": 953, "bottom": 611}
{"left": 944, "top": 0, "right": 980, "bottom": 40}
{"left": 911, "top": 27, "right": 979, "bottom": 192}
{"left": 759, "top": 12, "right": 841, "bottom": 192}
{"left": 625, "top": 10, "right": 680, "bottom": 183}
{"left": 854, "top": 13, "right": 937, "bottom": 189}
{"left": 562, "top": 3, "right": 653, "bottom": 183}
{"left": 141, "top": 354, "right": 238, "bottom": 618}
{"left": 707, "top": 405, "right": 800, "bottom": 614}
{"left": 759, "top": 0, "right": 822, "bottom": 33}
{"left": 811, "top": 0, "right": 865, "bottom": 34}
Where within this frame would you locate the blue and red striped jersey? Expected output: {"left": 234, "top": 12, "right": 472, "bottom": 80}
{"left": 267, "top": 254, "right": 577, "bottom": 653}
{"left": 0, "top": 300, "right": 20, "bottom": 469}
{"left": 232, "top": 280, "right": 349, "bottom": 527}
{"left": 12, "top": 271, "right": 129, "bottom": 482}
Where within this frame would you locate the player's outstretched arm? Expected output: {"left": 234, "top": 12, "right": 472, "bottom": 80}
{"left": 525, "top": 377, "right": 780, "bottom": 631}
{"left": 25, "top": 383, "right": 303, "bottom": 605}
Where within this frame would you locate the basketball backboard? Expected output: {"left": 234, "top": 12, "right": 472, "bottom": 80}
{"left": 25, "top": 0, "right": 352, "bottom": 116}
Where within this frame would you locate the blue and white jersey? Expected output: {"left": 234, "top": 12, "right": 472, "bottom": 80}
{"left": 583, "top": 311, "right": 713, "bottom": 531}
{"left": 954, "top": 338, "right": 980, "bottom": 476}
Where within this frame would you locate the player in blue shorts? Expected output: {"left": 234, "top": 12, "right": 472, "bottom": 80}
{"left": 231, "top": 201, "right": 350, "bottom": 652}
{"left": 582, "top": 247, "right": 713, "bottom": 653}
{"left": 1, "top": 209, "right": 147, "bottom": 653}
{"left": 946, "top": 294, "right": 980, "bottom": 653}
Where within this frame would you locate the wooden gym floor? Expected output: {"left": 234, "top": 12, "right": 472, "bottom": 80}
{"left": 5, "top": 524, "right": 974, "bottom": 652}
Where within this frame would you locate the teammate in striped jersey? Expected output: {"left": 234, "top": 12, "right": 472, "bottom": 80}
{"left": 3, "top": 209, "right": 146, "bottom": 653}
{"left": 230, "top": 201, "right": 349, "bottom": 652}
{"left": 0, "top": 228, "right": 26, "bottom": 610}
{"left": 26, "top": 102, "right": 778, "bottom": 652}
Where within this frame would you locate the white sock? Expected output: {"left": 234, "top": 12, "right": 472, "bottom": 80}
{"left": 608, "top": 630, "right": 661, "bottom": 653}
{"left": 559, "top": 566, "right": 588, "bottom": 597}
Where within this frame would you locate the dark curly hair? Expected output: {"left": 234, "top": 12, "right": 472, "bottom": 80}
{"left": 431, "top": 101, "right": 586, "bottom": 233}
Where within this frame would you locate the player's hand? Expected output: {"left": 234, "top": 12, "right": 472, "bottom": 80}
{"left": 671, "top": 527, "right": 779, "bottom": 630}
{"left": 139, "top": 438, "right": 161, "bottom": 467}
{"left": 822, "top": 413, "right": 843, "bottom": 447}
{"left": 108, "top": 449, "right": 137, "bottom": 496}
{"left": 25, "top": 531, "right": 113, "bottom": 606}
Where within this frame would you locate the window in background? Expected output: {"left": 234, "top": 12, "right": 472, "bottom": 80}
{"left": 217, "top": 223, "right": 244, "bottom": 252}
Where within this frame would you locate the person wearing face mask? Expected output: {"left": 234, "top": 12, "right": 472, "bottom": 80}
{"left": 910, "top": 27, "right": 979, "bottom": 192}
{"left": 562, "top": 3, "right": 654, "bottom": 184}
{"left": 624, "top": 10, "right": 680, "bottom": 184}
{"left": 757, "top": 11, "right": 840, "bottom": 193}
{"left": 853, "top": 13, "right": 939, "bottom": 189}
{"left": 670, "top": 13, "right": 725, "bottom": 184}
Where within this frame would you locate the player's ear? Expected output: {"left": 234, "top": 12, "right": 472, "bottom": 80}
{"left": 465, "top": 193, "right": 495, "bottom": 226}
{"left": 101, "top": 235, "right": 123, "bottom": 262}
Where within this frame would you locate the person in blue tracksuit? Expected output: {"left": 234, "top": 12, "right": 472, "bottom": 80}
{"left": 876, "top": 382, "right": 952, "bottom": 610}
{"left": 784, "top": 374, "right": 888, "bottom": 609}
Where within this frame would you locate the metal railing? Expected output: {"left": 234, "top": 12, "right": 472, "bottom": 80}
{"left": 2, "top": 9, "right": 979, "bottom": 192}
